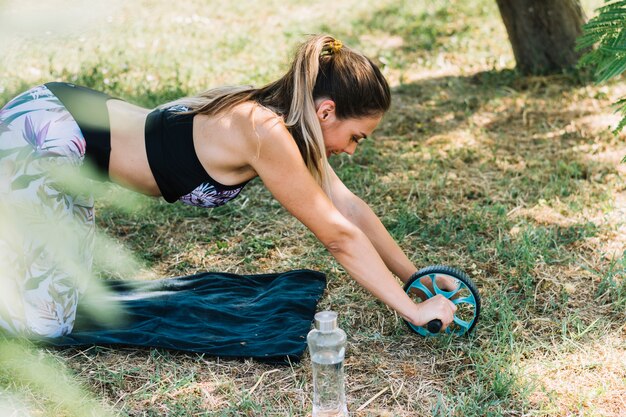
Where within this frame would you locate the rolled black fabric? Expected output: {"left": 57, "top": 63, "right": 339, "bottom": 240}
{"left": 44, "top": 269, "right": 326, "bottom": 364}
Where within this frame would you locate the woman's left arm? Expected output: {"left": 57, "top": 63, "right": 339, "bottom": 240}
{"left": 329, "top": 168, "right": 417, "bottom": 283}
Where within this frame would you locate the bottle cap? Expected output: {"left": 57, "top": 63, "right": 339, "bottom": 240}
{"left": 314, "top": 311, "right": 337, "bottom": 332}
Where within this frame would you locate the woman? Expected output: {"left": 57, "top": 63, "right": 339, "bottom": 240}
{"left": 0, "top": 35, "right": 456, "bottom": 338}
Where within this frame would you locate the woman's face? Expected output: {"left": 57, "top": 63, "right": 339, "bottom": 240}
{"left": 316, "top": 99, "right": 382, "bottom": 157}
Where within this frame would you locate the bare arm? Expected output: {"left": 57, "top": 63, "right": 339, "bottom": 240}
{"left": 245, "top": 112, "right": 456, "bottom": 328}
{"left": 328, "top": 168, "right": 416, "bottom": 283}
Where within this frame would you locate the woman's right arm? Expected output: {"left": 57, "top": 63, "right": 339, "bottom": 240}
{"left": 245, "top": 111, "right": 456, "bottom": 329}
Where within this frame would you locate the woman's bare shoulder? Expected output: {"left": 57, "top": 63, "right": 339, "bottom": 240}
{"left": 229, "top": 101, "right": 288, "bottom": 140}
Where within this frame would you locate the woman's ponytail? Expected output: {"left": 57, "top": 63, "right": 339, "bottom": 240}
{"left": 283, "top": 35, "right": 335, "bottom": 192}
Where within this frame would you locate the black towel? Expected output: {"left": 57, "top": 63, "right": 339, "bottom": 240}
{"left": 45, "top": 269, "right": 326, "bottom": 364}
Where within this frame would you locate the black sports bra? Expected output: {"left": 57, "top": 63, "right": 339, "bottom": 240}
{"left": 144, "top": 105, "right": 249, "bottom": 206}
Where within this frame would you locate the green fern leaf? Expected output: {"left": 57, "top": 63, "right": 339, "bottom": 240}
{"left": 578, "top": 0, "right": 626, "bottom": 158}
{"left": 596, "top": 56, "right": 626, "bottom": 82}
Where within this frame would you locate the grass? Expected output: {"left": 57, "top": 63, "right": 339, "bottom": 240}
{"left": 1, "top": 0, "right": 625, "bottom": 415}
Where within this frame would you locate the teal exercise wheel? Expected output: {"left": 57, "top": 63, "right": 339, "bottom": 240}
{"left": 403, "top": 265, "right": 481, "bottom": 337}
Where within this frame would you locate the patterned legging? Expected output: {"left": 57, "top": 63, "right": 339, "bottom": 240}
{"left": 0, "top": 85, "right": 95, "bottom": 337}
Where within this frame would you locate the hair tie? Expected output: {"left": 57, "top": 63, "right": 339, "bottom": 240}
{"left": 321, "top": 39, "right": 343, "bottom": 56}
{"left": 329, "top": 39, "right": 343, "bottom": 53}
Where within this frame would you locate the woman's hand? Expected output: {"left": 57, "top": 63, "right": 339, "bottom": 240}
{"left": 406, "top": 295, "right": 457, "bottom": 330}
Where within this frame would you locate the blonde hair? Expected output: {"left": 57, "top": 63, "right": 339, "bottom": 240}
{"left": 161, "top": 35, "right": 391, "bottom": 193}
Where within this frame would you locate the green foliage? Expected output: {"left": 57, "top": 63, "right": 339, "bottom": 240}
{"left": 0, "top": 337, "right": 116, "bottom": 416}
{"left": 577, "top": 1, "right": 626, "bottom": 160}
{"left": 578, "top": 1, "right": 626, "bottom": 82}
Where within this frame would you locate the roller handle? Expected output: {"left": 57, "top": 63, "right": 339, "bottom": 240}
{"left": 427, "top": 319, "right": 442, "bottom": 334}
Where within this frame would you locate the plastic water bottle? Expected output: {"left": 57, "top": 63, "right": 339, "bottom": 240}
{"left": 307, "top": 311, "right": 348, "bottom": 417}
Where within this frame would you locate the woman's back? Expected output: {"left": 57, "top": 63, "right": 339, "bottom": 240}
{"left": 108, "top": 99, "right": 155, "bottom": 194}
{"left": 109, "top": 99, "right": 273, "bottom": 201}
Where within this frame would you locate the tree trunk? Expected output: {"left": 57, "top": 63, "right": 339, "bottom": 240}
{"left": 496, "top": 0, "right": 587, "bottom": 75}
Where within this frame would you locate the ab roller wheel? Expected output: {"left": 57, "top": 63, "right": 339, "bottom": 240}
{"left": 403, "top": 265, "right": 481, "bottom": 337}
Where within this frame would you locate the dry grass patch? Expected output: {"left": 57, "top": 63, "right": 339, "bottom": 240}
{"left": 524, "top": 334, "right": 626, "bottom": 417}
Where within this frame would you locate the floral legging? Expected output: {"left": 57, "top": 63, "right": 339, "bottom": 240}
{"left": 0, "top": 85, "right": 94, "bottom": 337}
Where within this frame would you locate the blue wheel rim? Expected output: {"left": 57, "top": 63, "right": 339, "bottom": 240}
{"left": 405, "top": 272, "right": 479, "bottom": 336}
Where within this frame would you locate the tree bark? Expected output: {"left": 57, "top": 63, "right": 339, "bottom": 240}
{"left": 496, "top": 0, "right": 587, "bottom": 75}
